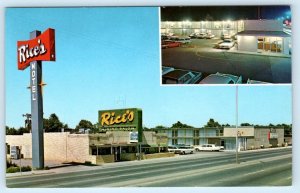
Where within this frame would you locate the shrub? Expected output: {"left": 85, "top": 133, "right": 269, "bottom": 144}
{"left": 6, "top": 165, "right": 32, "bottom": 173}
{"left": 21, "top": 166, "right": 32, "bottom": 172}
{"left": 6, "top": 167, "right": 20, "bottom": 173}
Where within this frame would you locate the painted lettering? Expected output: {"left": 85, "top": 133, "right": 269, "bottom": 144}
{"left": 101, "top": 110, "right": 135, "bottom": 126}
{"left": 18, "top": 39, "right": 47, "bottom": 64}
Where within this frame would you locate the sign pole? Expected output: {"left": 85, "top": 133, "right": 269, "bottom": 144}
{"left": 30, "top": 30, "right": 44, "bottom": 169}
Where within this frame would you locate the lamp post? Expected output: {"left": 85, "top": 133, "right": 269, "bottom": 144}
{"left": 235, "top": 85, "right": 239, "bottom": 164}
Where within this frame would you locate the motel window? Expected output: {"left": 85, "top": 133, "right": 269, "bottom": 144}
{"left": 200, "top": 22, "right": 206, "bottom": 29}
{"left": 172, "top": 139, "right": 178, "bottom": 145}
{"left": 213, "top": 22, "right": 221, "bottom": 29}
{"left": 172, "top": 130, "right": 178, "bottom": 137}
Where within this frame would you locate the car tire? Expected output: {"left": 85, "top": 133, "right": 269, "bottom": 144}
{"left": 182, "top": 151, "right": 185, "bottom": 155}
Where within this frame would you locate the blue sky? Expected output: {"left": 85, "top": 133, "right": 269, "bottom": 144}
{"left": 5, "top": 7, "right": 292, "bottom": 129}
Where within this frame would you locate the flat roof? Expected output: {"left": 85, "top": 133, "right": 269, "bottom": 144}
{"left": 237, "top": 30, "right": 290, "bottom": 37}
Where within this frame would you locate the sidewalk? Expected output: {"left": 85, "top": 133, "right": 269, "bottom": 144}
{"left": 228, "top": 48, "right": 291, "bottom": 58}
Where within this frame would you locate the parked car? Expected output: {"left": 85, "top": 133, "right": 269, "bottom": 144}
{"left": 189, "top": 32, "right": 200, "bottom": 39}
{"left": 219, "top": 39, "right": 235, "bottom": 49}
{"left": 161, "top": 40, "right": 181, "bottom": 49}
{"left": 205, "top": 33, "right": 215, "bottom": 39}
{"left": 246, "top": 79, "right": 270, "bottom": 84}
{"left": 194, "top": 144, "right": 222, "bottom": 152}
{"left": 170, "top": 36, "right": 191, "bottom": 44}
{"left": 199, "top": 72, "right": 242, "bottom": 84}
{"left": 174, "top": 145, "right": 194, "bottom": 154}
{"left": 163, "top": 69, "right": 202, "bottom": 84}
{"left": 221, "top": 34, "right": 231, "bottom": 40}
{"left": 197, "top": 33, "right": 207, "bottom": 39}
{"left": 167, "top": 146, "right": 179, "bottom": 153}
{"left": 162, "top": 66, "right": 175, "bottom": 76}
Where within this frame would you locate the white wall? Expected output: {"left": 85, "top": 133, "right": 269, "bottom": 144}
{"left": 237, "top": 35, "right": 258, "bottom": 52}
{"left": 283, "top": 37, "right": 291, "bottom": 55}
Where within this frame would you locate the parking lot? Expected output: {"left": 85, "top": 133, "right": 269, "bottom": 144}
{"left": 162, "top": 38, "right": 291, "bottom": 83}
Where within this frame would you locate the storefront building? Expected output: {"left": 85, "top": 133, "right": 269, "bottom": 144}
{"left": 6, "top": 108, "right": 171, "bottom": 165}
{"left": 236, "top": 20, "right": 291, "bottom": 55}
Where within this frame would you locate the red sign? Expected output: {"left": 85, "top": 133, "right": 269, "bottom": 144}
{"left": 17, "top": 28, "right": 55, "bottom": 70}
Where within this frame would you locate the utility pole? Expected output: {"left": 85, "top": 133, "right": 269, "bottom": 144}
{"left": 22, "top": 113, "right": 31, "bottom": 132}
{"left": 235, "top": 85, "right": 239, "bottom": 164}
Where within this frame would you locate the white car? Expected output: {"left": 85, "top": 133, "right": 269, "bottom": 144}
{"left": 197, "top": 33, "right": 207, "bottom": 39}
{"left": 247, "top": 79, "right": 270, "bottom": 84}
{"left": 170, "top": 36, "right": 191, "bottom": 44}
{"left": 194, "top": 144, "right": 222, "bottom": 152}
{"left": 199, "top": 72, "right": 242, "bottom": 84}
{"left": 162, "top": 66, "right": 175, "bottom": 76}
{"left": 205, "top": 33, "right": 215, "bottom": 39}
{"left": 174, "top": 145, "right": 194, "bottom": 154}
{"left": 219, "top": 39, "right": 235, "bottom": 49}
{"left": 167, "top": 146, "right": 178, "bottom": 153}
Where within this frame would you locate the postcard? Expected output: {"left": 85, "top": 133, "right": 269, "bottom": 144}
{"left": 5, "top": 6, "right": 292, "bottom": 188}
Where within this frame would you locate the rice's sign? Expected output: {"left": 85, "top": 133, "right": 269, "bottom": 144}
{"left": 99, "top": 108, "right": 143, "bottom": 142}
{"left": 17, "top": 28, "right": 55, "bottom": 70}
{"left": 17, "top": 28, "right": 55, "bottom": 169}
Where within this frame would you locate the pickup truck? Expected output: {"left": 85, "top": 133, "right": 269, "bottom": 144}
{"left": 194, "top": 144, "right": 223, "bottom": 152}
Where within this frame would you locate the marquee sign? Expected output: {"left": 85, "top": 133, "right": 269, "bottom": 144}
{"left": 17, "top": 28, "right": 55, "bottom": 70}
{"left": 99, "top": 108, "right": 143, "bottom": 142}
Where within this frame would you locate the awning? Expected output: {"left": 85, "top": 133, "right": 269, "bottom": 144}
{"left": 237, "top": 30, "right": 290, "bottom": 37}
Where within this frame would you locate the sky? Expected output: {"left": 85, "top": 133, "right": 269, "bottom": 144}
{"left": 5, "top": 7, "right": 292, "bottom": 129}
{"left": 161, "top": 6, "right": 291, "bottom": 21}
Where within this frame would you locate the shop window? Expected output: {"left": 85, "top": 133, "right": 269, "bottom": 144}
{"left": 257, "top": 36, "right": 283, "bottom": 53}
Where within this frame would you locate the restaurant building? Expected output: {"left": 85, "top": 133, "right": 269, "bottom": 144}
{"left": 6, "top": 108, "right": 171, "bottom": 165}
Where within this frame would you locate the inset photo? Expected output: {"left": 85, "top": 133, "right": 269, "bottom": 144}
{"left": 161, "top": 6, "right": 292, "bottom": 85}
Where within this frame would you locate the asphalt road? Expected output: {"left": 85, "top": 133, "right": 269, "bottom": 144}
{"left": 6, "top": 148, "right": 292, "bottom": 187}
{"left": 162, "top": 39, "right": 291, "bottom": 83}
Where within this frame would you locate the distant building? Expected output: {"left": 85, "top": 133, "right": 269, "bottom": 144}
{"left": 154, "top": 126, "right": 286, "bottom": 150}
{"left": 161, "top": 20, "right": 244, "bottom": 37}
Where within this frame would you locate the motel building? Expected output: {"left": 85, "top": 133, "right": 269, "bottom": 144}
{"left": 154, "top": 126, "right": 286, "bottom": 151}
{"left": 161, "top": 19, "right": 291, "bottom": 55}
{"left": 6, "top": 108, "right": 172, "bottom": 165}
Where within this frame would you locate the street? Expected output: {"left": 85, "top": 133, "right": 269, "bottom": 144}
{"left": 162, "top": 39, "right": 291, "bottom": 83}
{"left": 6, "top": 148, "right": 292, "bottom": 187}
